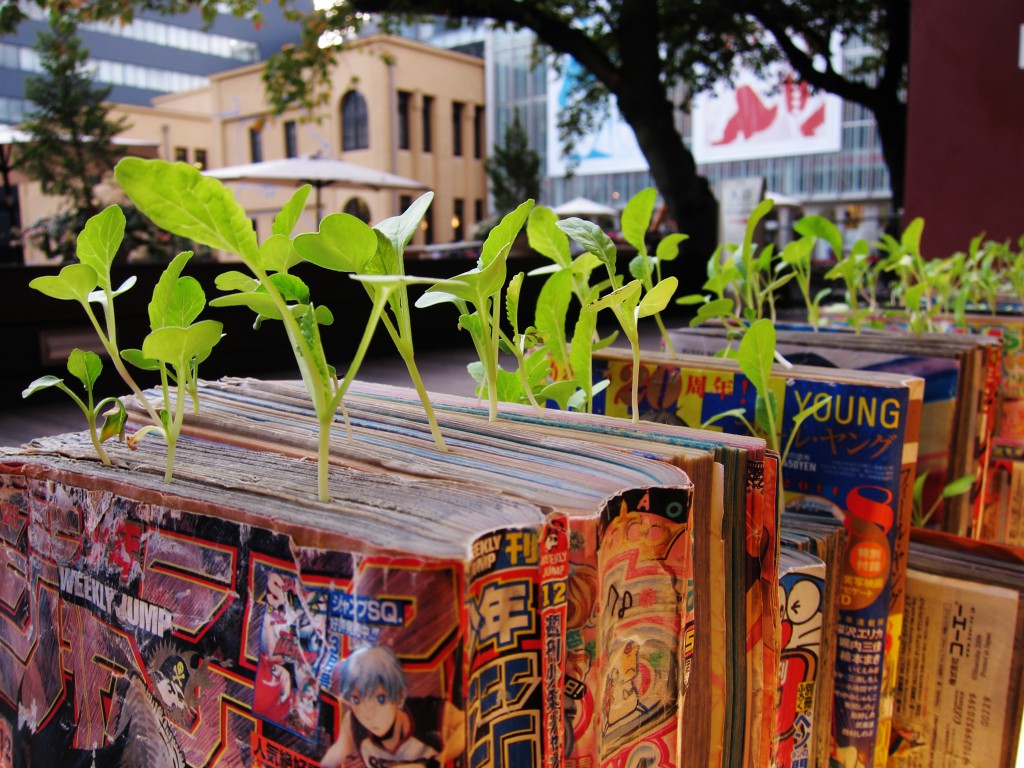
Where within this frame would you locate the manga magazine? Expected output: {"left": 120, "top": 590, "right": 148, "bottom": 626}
{"left": 592, "top": 348, "right": 923, "bottom": 768}
{"left": 0, "top": 431, "right": 560, "bottom": 768}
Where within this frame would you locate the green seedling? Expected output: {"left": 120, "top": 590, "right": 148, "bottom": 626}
{"left": 876, "top": 217, "right": 946, "bottom": 335}
{"left": 294, "top": 192, "right": 460, "bottom": 451}
{"left": 417, "top": 200, "right": 534, "bottom": 421}
{"left": 824, "top": 239, "right": 872, "bottom": 333}
{"left": 22, "top": 348, "right": 127, "bottom": 464}
{"left": 555, "top": 210, "right": 680, "bottom": 420}
{"left": 619, "top": 187, "right": 686, "bottom": 355}
{"left": 526, "top": 205, "right": 618, "bottom": 412}
{"left": 124, "top": 248, "right": 223, "bottom": 481}
{"left": 701, "top": 319, "right": 830, "bottom": 493}
{"left": 585, "top": 276, "right": 677, "bottom": 424}
{"left": 789, "top": 214, "right": 845, "bottom": 329}
{"left": 912, "top": 472, "right": 976, "bottom": 528}
{"left": 115, "top": 157, "right": 345, "bottom": 501}
{"left": 27, "top": 204, "right": 219, "bottom": 481}
{"left": 678, "top": 198, "right": 790, "bottom": 329}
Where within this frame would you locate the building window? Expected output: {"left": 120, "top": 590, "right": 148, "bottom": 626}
{"left": 344, "top": 197, "right": 371, "bottom": 223}
{"left": 284, "top": 120, "right": 298, "bottom": 158}
{"left": 452, "top": 198, "right": 465, "bottom": 241}
{"left": 422, "top": 95, "right": 433, "bottom": 152}
{"left": 423, "top": 206, "right": 434, "bottom": 245}
{"left": 249, "top": 127, "right": 262, "bottom": 163}
{"left": 473, "top": 105, "right": 484, "bottom": 160}
{"left": 452, "top": 101, "right": 464, "bottom": 157}
{"left": 397, "top": 91, "right": 411, "bottom": 151}
{"left": 174, "top": 146, "right": 188, "bottom": 163}
{"left": 399, "top": 194, "right": 412, "bottom": 214}
{"left": 341, "top": 90, "right": 369, "bottom": 151}
{"left": 194, "top": 148, "right": 207, "bottom": 170}
{"left": 474, "top": 198, "right": 483, "bottom": 225}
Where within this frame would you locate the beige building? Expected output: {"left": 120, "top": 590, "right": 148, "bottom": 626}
{"left": 20, "top": 34, "right": 487, "bottom": 261}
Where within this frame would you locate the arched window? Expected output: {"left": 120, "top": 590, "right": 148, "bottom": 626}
{"left": 341, "top": 90, "right": 369, "bottom": 151}
{"left": 344, "top": 197, "right": 371, "bottom": 223}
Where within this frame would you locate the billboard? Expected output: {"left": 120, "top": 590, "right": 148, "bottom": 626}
{"left": 691, "top": 66, "right": 842, "bottom": 164}
{"left": 546, "top": 58, "right": 649, "bottom": 177}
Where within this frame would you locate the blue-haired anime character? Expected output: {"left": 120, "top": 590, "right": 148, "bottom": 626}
{"left": 319, "top": 645, "right": 465, "bottom": 768}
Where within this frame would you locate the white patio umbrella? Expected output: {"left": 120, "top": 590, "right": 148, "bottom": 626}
{"left": 204, "top": 155, "right": 429, "bottom": 220}
{"left": 551, "top": 196, "right": 618, "bottom": 217}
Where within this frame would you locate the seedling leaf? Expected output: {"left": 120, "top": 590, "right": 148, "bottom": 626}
{"left": 149, "top": 251, "right": 194, "bottom": 328}
{"left": 260, "top": 234, "right": 302, "bottom": 274}
{"left": 375, "top": 190, "right": 434, "bottom": 258}
{"left": 656, "top": 233, "right": 688, "bottom": 262}
{"left": 120, "top": 348, "right": 162, "bottom": 371}
{"left": 621, "top": 187, "right": 657, "bottom": 255}
{"left": 76, "top": 205, "right": 126, "bottom": 286}
{"left": 558, "top": 217, "right": 616, "bottom": 271}
{"left": 942, "top": 474, "right": 976, "bottom": 497}
{"left": 527, "top": 206, "right": 571, "bottom": 268}
{"left": 272, "top": 185, "right": 312, "bottom": 237}
{"left": 30, "top": 263, "right": 99, "bottom": 302}
{"left": 793, "top": 215, "right": 843, "bottom": 258}
{"left": 736, "top": 318, "right": 775, "bottom": 396}
{"left": 142, "top": 320, "right": 224, "bottom": 366}
{"left": 638, "top": 277, "right": 678, "bottom": 318}
{"left": 115, "top": 158, "right": 261, "bottom": 264}
{"left": 293, "top": 212, "right": 378, "bottom": 273}
{"left": 22, "top": 375, "right": 63, "bottom": 398}
{"left": 67, "top": 349, "right": 102, "bottom": 390}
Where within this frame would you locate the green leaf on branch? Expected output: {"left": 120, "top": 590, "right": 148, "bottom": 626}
{"left": 638, "top": 277, "right": 678, "bottom": 318}
{"left": 736, "top": 318, "right": 776, "bottom": 399}
{"left": 794, "top": 215, "right": 843, "bottom": 258}
{"left": 22, "top": 375, "right": 64, "bottom": 398}
{"left": 656, "top": 233, "right": 688, "bottom": 262}
{"left": 142, "top": 320, "right": 224, "bottom": 367}
{"left": 272, "top": 185, "right": 312, "bottom": 237}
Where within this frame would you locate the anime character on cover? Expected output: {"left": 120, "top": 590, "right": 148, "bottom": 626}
{"left": 320, "top": 645, "right": 465, "bottom": 768}
{"left": 253, "top": 570, "right": 327, "bottom": 738}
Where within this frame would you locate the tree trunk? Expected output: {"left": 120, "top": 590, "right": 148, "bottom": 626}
{"left": 616, "top": 86, "right": 718, "bottom": 293}
{"left": 872, "top": 97, "right": 907, "bottom": 215}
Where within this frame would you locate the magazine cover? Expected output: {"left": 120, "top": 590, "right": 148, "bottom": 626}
{"left": 776, "top": 548, "right": 827, "bottom": 768}
{"left": 892, "top": 536, "right": 1024, "bottom": 768}
{"left": 0, "top": 452, "right": 554, "bottom": 768}
{"left": 593, "top": 351, "right": 921, "bottom": 768}
{"left": 596, "top": 487, "right": 692, "bottom": 768}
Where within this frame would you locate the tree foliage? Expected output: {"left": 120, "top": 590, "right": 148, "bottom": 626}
{"left": 4, "top": 0, "right": 910, "bottom": 270}
{"left": 17, "top": 12, "right": 129, "bottom": 219}
{"left": 485, "top": 110, "right": 542, "bottom": 215}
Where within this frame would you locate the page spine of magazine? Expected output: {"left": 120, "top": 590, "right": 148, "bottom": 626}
{"left": 973, "top": 340, "right": 1005, "bottom": 538}
{"left": 775, "top": 550, "right": 827, "bottom": 768}
{"left": 466, "top": 519, "right": 559, "bottom": 768}
{"left": 592, "top": 350, "right": 922, "bottom": 768}
{"left": 891, "top": 567, "right": 1023, "bottom": 767}
{"left": 595, "top": 485, "right": 693, "bottom": 768}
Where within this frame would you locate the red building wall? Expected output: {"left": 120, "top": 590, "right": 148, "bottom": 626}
{"left": 903, "top": 0, "right": 1024, "bottom": 257}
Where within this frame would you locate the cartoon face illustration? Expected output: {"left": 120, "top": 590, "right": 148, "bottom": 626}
{"left": 779, "top": 576, "right": 823, "bottom": 650}
{"left": 348, "top": 684, "right": 399, "bottom": 738}
{"left": 339, "top": 645, "right": 407, "bottom": 737}
{"left": 148, "top": 641, "right": 207, "bottom": 728}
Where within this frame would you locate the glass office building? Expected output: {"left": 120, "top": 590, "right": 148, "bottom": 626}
{"left": 483, "top": 25, "right": 894, "bottom": 240}
{"left": 0, "top": 1, "right": 301, "bottom": 124}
